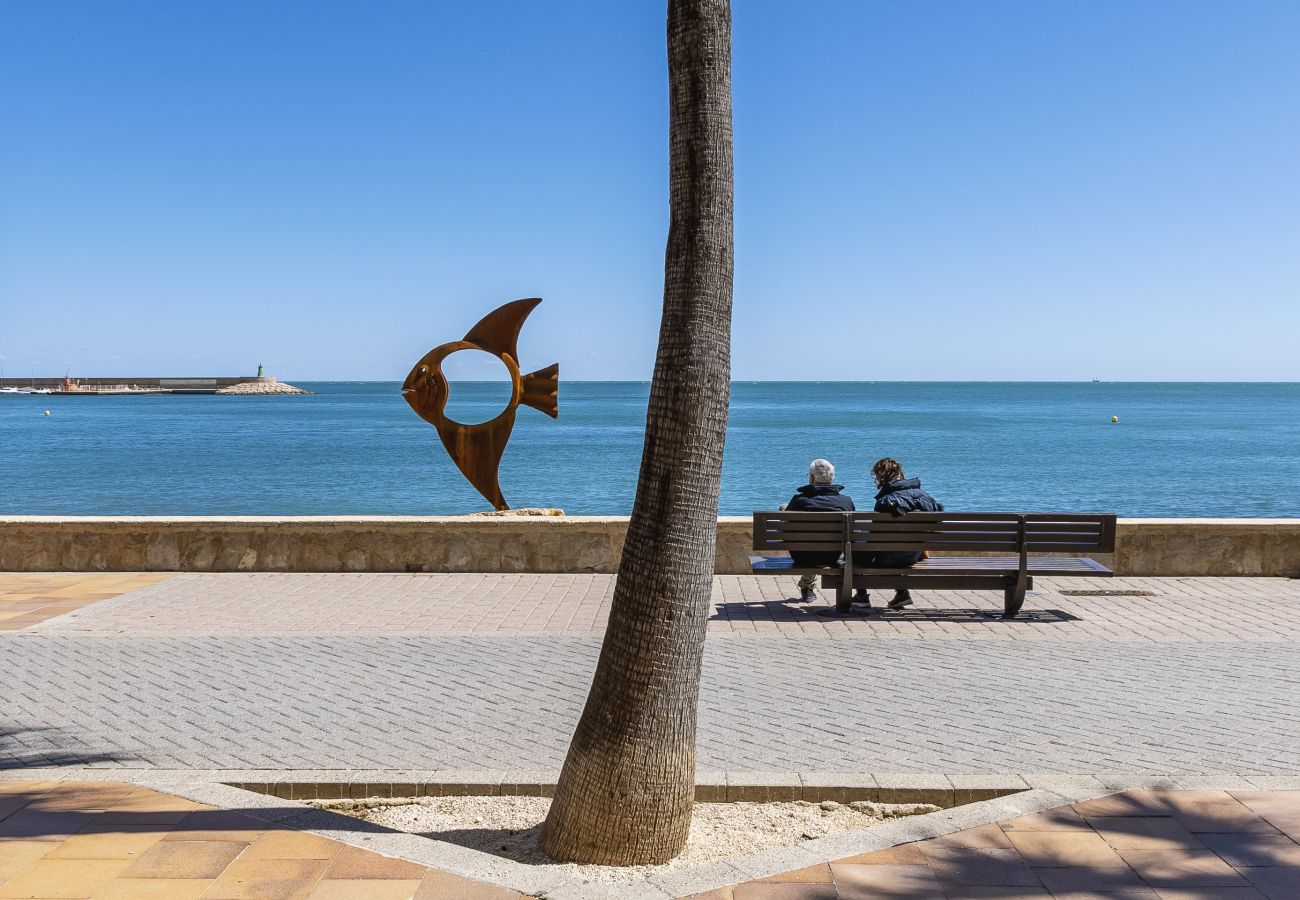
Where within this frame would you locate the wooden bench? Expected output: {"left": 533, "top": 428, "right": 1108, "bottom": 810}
{"left": 750, "top": 511, "right": 1117, "bottom": 618}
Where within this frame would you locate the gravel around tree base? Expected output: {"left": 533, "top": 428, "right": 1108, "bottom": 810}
{"left": 313, "top": 795, "right": 939, "bottom": 883}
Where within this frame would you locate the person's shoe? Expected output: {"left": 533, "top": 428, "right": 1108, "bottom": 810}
{"left": 799, "top": 586, "right": 818, "bottom": 603}
{"left": 888, "top": 590, "right": 913, "bottom": 610}
{"left": 853, "top": 591, "right": 872, "bottom": 608}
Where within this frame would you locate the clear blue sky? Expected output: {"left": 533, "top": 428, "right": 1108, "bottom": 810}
{"left": 2, "top": 1, "right": 1297, "bottom": 381}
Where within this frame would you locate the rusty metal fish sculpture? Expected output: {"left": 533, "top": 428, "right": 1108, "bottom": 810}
{"left": 402, "top": 298, "right": 559, "bottom": 510}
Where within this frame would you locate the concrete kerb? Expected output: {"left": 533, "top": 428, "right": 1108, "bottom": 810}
{"left": 14, "top": 770, "right": 1021, "bottom": 806}
{"left": 1, "top": 769, "right": 1281, "bottom": 899}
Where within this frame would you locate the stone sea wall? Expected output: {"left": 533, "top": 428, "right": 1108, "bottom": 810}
{"left": 2, "top": 516, "right": 1299, "bottom": 576}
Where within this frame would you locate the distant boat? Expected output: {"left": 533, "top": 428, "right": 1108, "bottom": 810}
{"left": 1091, "top": 379, "right": 1101, "bottom": 383}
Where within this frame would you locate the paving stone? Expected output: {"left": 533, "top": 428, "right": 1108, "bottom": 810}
{"left": 1150, "top": 888, "right": 1266, "bottom": 900}
{"left": 924, "top": 823, "right": 1014, "bottom": 849}
{"left": 1242, "top": 865, "right": 1300, "bottom": 899}
{"left": 731, "top": 886, "right": 836, "bottom": 900}
{"left": 201, "top": 857, "right": 331, "bottom": 899}
{"left": 753, "top": 864, "right": 832, "bottom": 883}
{"left": 1035, "top": 863, "right": 1154, "bottom": 894}
{"left": 0, "top": 840, "right": 54, "bottom": 878}
{"left": 0, "top": 857, "right": 131, "bottom": 898}
{"left": 1000, "top": 805, "right": 1091, "bottom": 833}
{"left": 324, "top": 845, "right": 430, "bottom": 880}
{"left": 938, "top": 888, "right": 1053, "bottom": 899}
{"left": 88, "top": 878, "right": 216, "bottom": 899}
{"left": 828, "top": 863, "right": 945, "bottom": 898}
{"left": 0, "top": 808, "right": 95, "bottom": 841}
{"left": 1155, "top": 792, "right": 1282, "bottom": 834}
{"left": 834, "top": 843, "right": 927, "bottom": 865}
{"left": 1073, "top": 792, "right": 1171, "bottom": 819}
{"left": 241, "top": 829, "right": 344, "bottom": 860}
{"left": 1116, "top": 848, "right": 1250, "bottom": 887}
{"left": 159, "top": 809, "right": 268, "bottom": 842}
{"left": 120, "top": 839, "right": 249, "bottom": 879}
{"left": 308, "top": 879, "right": 425, "bottom": 899}
{"left": 1085, "top": 816, "right": 1206, "bottom": 850}
{"left": 44, "top": 825, "right": 166, "bottom": 860}
{"left": 1198, "top": 832, "right": 1300, "bottom": 868}
{"left": 920, "top": 848, "right": 1042, "bottom": 886}
{"left": 1004, "top": 831, "right": 1130, "bottom": 868}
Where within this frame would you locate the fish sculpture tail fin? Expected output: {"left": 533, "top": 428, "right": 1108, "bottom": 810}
{"left": 521, "top": 363, "right": 559, "bottom": 419}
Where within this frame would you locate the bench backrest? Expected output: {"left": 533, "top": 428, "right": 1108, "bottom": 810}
{"left": 753, "top": 511, "right": 1117, "bottom": 556}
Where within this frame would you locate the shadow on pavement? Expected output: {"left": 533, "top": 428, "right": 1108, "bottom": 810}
{"left": 710, "top": 600, "right": 1079, "bottom": 623}
{"left": 0, "top": 724, "right": 135, "bottom": 769}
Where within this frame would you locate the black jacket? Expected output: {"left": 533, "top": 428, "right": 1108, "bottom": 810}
{"left": 786, "top": 483, "right": 855, "bottom": 513}
{"left": 785, "top": 483, "right": 854, "bottom": 568}
{"left": 873, "top": 478, "right": 943, "bottom": 516}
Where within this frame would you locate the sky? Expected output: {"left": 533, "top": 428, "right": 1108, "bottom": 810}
{"left": 1, "top": 0, "right": 1297, "bottom": 382}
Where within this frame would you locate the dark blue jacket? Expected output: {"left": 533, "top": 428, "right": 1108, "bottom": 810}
{"left": 787, "top": 483, "right": 855, "bottom": 513}
{"left": 786, "top": 483, "right": 854, "bottom": 567}
{"left": 866, "top": 478, "right": 944, "bottom": 568}
{"left": 873, "top": 478, "right": 943, "bottom": 515}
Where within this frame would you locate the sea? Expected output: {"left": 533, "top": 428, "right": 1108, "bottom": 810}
{"left": 2, "top": 382, "right": 1298, "bottom": 518}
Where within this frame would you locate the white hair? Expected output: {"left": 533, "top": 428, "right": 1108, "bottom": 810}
{"left": 809, "top": 458, "right": 835, "bottom": 484}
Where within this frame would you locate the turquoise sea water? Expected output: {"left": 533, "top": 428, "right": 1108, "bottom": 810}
{"left": 1, "top": 382, "right": 1297, "bottom": 517}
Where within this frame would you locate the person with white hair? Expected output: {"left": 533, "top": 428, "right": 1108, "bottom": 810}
{"left": 781, "top": 458, "right": 856, "bottom": 602}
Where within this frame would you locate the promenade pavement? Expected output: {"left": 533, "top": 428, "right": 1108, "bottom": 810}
{"left": 3, "top": 571, "right": 1300, "bottom": 898}
{"left": 3, "top": 781, "right": 1299, "bottom": 899}
{"left": 3, "top": 573, "right": 1299, "bottom": 776}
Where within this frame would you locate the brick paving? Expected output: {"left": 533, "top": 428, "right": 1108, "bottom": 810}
{"left": 700, "top": 789, "right": 1300, "bottom": 900}
{"left": 29, "top": 572, "right": 1300, "bottom": 642}
{"left": 2, "top": 573, "right": 1299, "bottom": 775}
{"left": 0, "top": 780, "right": 521, "bottom": 899}
{"left": 3, "top": 632, "right": 1298, "bottom": 773}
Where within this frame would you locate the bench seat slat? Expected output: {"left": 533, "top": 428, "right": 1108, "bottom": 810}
{"left": 751, "top": 554, "right": 1112, "bottom": 577}
{"left": 848, "top": 541, "right": 1024, "bottom": 552}
{"left": 848, "top": 521, "right": 1021, "bottom": 534}
{"left": 757, "top": 540, "right": 845, "bottom": 550}
{"left": 759, "top": 520, "right": 853, "bottom": 532}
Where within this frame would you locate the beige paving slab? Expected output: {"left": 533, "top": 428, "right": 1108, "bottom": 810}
{"left": 0, "top": 857, "right": 132, "bottom": 899}
{"left": 0, "top": 783, "right": 505, "bottom": 900}
{"left": 0, "top": 573, "right": 173, "bottom": 630}
{"left": 200, "top": 857, "right": 330, "bottom": 899}
{"left": 89, "top": 879, "right": 214, "bottom": 899}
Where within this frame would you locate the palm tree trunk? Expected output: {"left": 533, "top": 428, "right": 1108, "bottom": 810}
{"left": 539, "top": 0, "right": 733, "bottom": 867}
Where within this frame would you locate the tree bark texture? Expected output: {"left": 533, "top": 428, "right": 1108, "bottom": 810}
{"left": 539, "top": 0, "right": 734, "bottom": 867}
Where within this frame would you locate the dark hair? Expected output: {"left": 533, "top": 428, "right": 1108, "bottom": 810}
{"left": 872, "top": 457, "right": 904, "bottom": 485}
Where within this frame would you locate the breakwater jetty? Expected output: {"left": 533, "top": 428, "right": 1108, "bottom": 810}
{"left": 0, "top": 375, "right": 310, "bottom": 395}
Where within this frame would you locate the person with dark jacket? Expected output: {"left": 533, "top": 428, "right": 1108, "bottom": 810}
{"left": 863, "top": 457, "right": 944, "bottom": 609}
{"left": 783, "top": 458, "right": 854, "bottom": 602}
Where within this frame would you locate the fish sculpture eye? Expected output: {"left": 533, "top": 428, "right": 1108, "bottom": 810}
{"left": 401, "top": 298, "right": 559, "bottom": 511}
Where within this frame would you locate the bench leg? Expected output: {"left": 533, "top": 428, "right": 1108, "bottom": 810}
{"left": 835, "top": 580, "right": 854, "bottom": 613}
{"left": 816, "top": 578, "right": 870, "bottom": 618}
{"left": 1003, "top": 584, "right": 1027, "bottom": 619}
